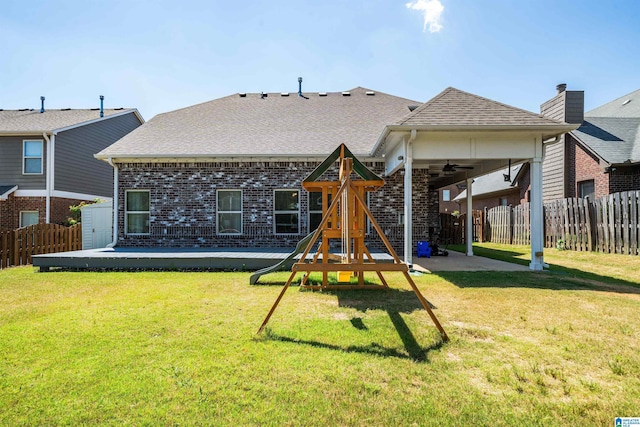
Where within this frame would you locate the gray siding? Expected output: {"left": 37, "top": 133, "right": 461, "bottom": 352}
{"left": 540, "top": 91, "right": 584, "bottom": 202}
{"left": 55, "top": 112, "right": 142, "bottom": 197}
{"left": 0, "top": 136, "right": 47, "bottom": 190}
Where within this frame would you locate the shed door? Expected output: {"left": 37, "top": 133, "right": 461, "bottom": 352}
{"left": 91, "top": 207, "right": 113, "bottom": 248}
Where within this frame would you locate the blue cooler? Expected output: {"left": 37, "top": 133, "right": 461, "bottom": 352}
{"left": 417, "top": 241, "right": 431, "bottom": 258}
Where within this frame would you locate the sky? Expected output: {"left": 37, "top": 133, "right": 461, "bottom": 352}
{"left": 2, "top": 0, "right": 639, "bottom": 121}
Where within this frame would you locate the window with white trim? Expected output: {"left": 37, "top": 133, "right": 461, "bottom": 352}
{"left": 217, "top": 190, "right": 242, "bottom": 234}
{"left": 125, "top": 190, "right": 150, "bottom": 235}
{"left": 442, "top": 189, "right": 451, "bottom": 202}
{"left": 23, "top": 140, "right": 43, "bottom": 174}
{"left": 20, "top": 211, "right": 39, "bottom": 227}
{"left": 275, "top": 190, "right": 299, "bottom": 234}
{"left": 578, "top": 180, "right": 595, "bottom": 199}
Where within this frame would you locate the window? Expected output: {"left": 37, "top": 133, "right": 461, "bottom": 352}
{"left": 578, "top": 180, "right": 595, "bottom": 199}
{"left": 217, "top": 190, "right": 242, "bottom": 234}
{"left": 499, "top": 197, "right": 508, "bottom": 206}
{"left": 275, "top": 190, "right": 299, "bottom": 234}
{"left": 20, "top": 211, "right": 39, "bottom": 227}
{"left": 23, "top": 140, "right": 43, "bottom": 174}
{"left": 308, "top": 191, "right": 333, "bottom": 232}
{"left": 442, "top": 189, "right": 451, "bottom": 202}
{"left": 125, "top": 190, "right": 150, "bottom": 235}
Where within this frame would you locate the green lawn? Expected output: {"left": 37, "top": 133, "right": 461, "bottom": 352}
{"left": 1, "top": 254, "right": 639, "bottom": 425}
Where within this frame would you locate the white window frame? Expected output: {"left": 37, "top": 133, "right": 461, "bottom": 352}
{"left": 125, "top": 190, "right": 150, "bottom": 235}
{"left": 23, "top": 140, "right": 43, "bottom": 175}
{"left": 217, "top": 189, "right": 242, "bottom": 235}
{"left": 274, "top": 189, "right": 300, "bottom": 235}
{"left": 19, "top": 211, "right": 39, "bottom": 227}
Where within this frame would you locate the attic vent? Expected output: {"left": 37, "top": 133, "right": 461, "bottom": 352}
{"left": 319, "top": 92, "right": 327, "bottom": 97}
{"left": 18, "top": 108, "right": 28, "bottom": 111}
{"left": 114, "top": 107, "right": 124, "bottom": 110}
{"left": 342, "top": 92, "right": 351, "bottom": 96}
{"left": 623, "top": 99, "right": 631, "bottom": 105}
{"left": 281, "top": 93, "right": 289, "bottom": 97}
{"left": 90, "top": 108, "right": 99, "bottom": 110}
{"left": 408, "top": 105, "right": 419, "bottom": 111}
{"left": 366, "top": 91, "right": 375, "bottom": 96}
{"left": 61, "top": 108, "right": 71, "bottom": 111}
{"left": 239, "top": 93, "right": 246, "bottom": 97}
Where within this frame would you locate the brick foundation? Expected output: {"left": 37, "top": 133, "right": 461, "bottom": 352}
{"left": 116, "top": 162, "right": 439, "bottom": 254}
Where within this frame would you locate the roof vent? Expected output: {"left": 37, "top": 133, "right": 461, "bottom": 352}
{"left": 281, "top": 92, "right": 289, "bottom": 97}
{"left": 61, "top": 108, "right": 71, "bottom": 111}
{"left": 18, "top": 108, "right": 28, "bottom": 111}
{"left": 99, "top": 95, "right": 104, "bottom": 118}
{"left": 319, "top": 92, "right": 327, "bottom": 97}
{"left": 342, "top": 91, "right": 351, "bottom": 96}
{"left": 260, "top": 92, "right": 268, "bottom": 99}
{"left": 556, "top": 83, "right": 567, "bottom": 94}
{"left": 622, "top": 99, "right": 631, "bottom": 106}
{"left": 239, "top": 93, "right": 247, "bottom": 97}
{"left": 114, "top": 107, "right": 124, "bottom": 110}
{"left": 366, "top": 91, "right": 375, "bottom": 96}
{"left": 408, "top": 105, "right": 419, "bottom": 111}
{"left": 40, "top": 96, "right": 45, "bottom": 113}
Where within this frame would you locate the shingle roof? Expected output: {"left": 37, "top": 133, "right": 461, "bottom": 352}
{"left": 0, "top": 185, "right": 18, "bottom": 199}
{"left": 0, "top": 108, "right": 137, "bottom": 133}
{"left": 571, "top": 88, "right": 640, "bottom": 164}
{"left": 454, "top": 164, "right": 524, "bottom": 200}
{"left": 394, "top": 87, "right": 563, "bottom": 127}
{"left": 97, "top": 87, "right": 419, "bottom": 159}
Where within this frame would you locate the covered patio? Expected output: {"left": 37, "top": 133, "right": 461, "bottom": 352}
{"left": 373, "top": 88, "right": 578, "bottom": 270}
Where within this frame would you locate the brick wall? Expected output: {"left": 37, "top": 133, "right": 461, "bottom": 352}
{"left": 609, "top": 164, "right": 640, "bottom": 193}
{"left": 51, "top": 197, "right": 88, "bottom": 225}
{"left": 0, "top": 195, "right": 46, "bottom": 229}
{"left": 573, "top": 141, "right": 609, "bottom": 198}
{"left": 115, "top": 162, "right": 438, "bottom": 254}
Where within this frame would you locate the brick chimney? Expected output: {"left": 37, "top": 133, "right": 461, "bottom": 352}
{"left": 540, "top": 83, "right": 584, "bottom": 124}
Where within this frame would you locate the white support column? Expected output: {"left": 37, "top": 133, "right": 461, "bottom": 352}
{"left": 530, "top": 156, "right": 544, "bottom": 270}
{"left": 403, "top": 138, "right": 413, "bottom": 266}
{"left": 466, "top": 177, "right": 474, "bottom": 256}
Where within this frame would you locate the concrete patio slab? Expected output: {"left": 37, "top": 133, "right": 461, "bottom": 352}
{"left": 412, "top": 250, "right": 529, "bottom": 272}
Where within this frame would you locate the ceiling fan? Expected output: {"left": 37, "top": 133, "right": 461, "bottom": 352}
{"left": 442, "top": 161, "right": 474, "bottom": 173}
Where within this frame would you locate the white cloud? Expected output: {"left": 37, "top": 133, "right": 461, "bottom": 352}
{"left": 406, "top": 0, "right": 444, "bottom": 33}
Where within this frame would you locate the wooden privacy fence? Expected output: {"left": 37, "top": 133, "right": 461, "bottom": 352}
{"left": 480, "top": 191, "right": 639, "bottom": 255}
{"left": 0, "top": 223, "right": 82, "bottom": 269}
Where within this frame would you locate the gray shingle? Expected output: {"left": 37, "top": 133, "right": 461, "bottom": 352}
{"left": 97, "top": 88, "right": 419, "bottom": 158}
{"left": 571, "top": 88, "right": 640, "bottom": 164}
{"left": 0, "top": 109, "right": 136, "bottom": 133}
{"left": 395, "top": 87, "right": 563, "bottom": 127}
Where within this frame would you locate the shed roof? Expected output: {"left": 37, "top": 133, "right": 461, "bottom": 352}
{"left": 96, "top": 87, "right": 419, "bottom": 159}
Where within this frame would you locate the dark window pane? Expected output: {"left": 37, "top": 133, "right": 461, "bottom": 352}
{"left": 127, "top": 191, "right": 149, "bottom": 211}
{"left": 275, "top": 213, "right": 299, "bottom": 234}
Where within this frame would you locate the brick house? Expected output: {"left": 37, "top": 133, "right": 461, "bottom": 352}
{"left": 96, "top": 85, "right": 574, "bottom": 268}
{"left": 0, "top": 99, "right": 144, "bottom": 230}
{"left": 452, "top": 163, "right": 530, "bottom": 211}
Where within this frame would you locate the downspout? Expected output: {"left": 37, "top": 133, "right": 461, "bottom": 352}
{"left": 43, "top": 132, "right": 51, "bottom": 223}
{"left": 106, "top": 157, "right": 118, "bottom": 247}
{"left": 403, "top": 129, "right": 417, "bottom": 266}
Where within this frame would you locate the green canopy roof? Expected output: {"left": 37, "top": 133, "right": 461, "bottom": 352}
{"left": 303, "top": 144, "right": 383, "bottom": 183}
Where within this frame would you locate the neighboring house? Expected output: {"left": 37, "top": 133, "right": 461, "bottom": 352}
{"left": 541, "top": 84, "right": 640, "bottom": 201}
{"left": 0, "top": 99, "right": 144, "bottom": 230}
{"left": 96, "top": 85, "right": 573, "bottom": 265}
{"left": 452, "top": 163, "right": 530, "bottom": 211}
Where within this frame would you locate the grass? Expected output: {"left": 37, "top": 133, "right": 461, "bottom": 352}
{"left": 1, "top": 255, "right": 639, "bottom": 426}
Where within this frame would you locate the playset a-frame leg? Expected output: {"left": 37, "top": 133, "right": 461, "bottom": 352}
{"left": 257, "top": 144, "right": 448, "bottom": 341}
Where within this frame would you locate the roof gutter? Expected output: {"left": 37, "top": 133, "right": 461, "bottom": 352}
{"left": 106, "top": 157, "right": 119, "bottom": 248}
{"left": 43, "top": 132, "right": 52, "bottom": 223}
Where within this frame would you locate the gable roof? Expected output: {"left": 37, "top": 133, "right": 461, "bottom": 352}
{"left": 393, "top": 87, "right": 563, "bottom": 127}
{"left": 0, "top": 108, "right": 140, "bottom": 134}
{"left": 571, "top": 88, "right": 640, "bottom": 165}
{"left": 454, "top": 163, "right": 524, "bottom": 201}
{"left": 96, "top": 87, "right": 419, "bottom": 160}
